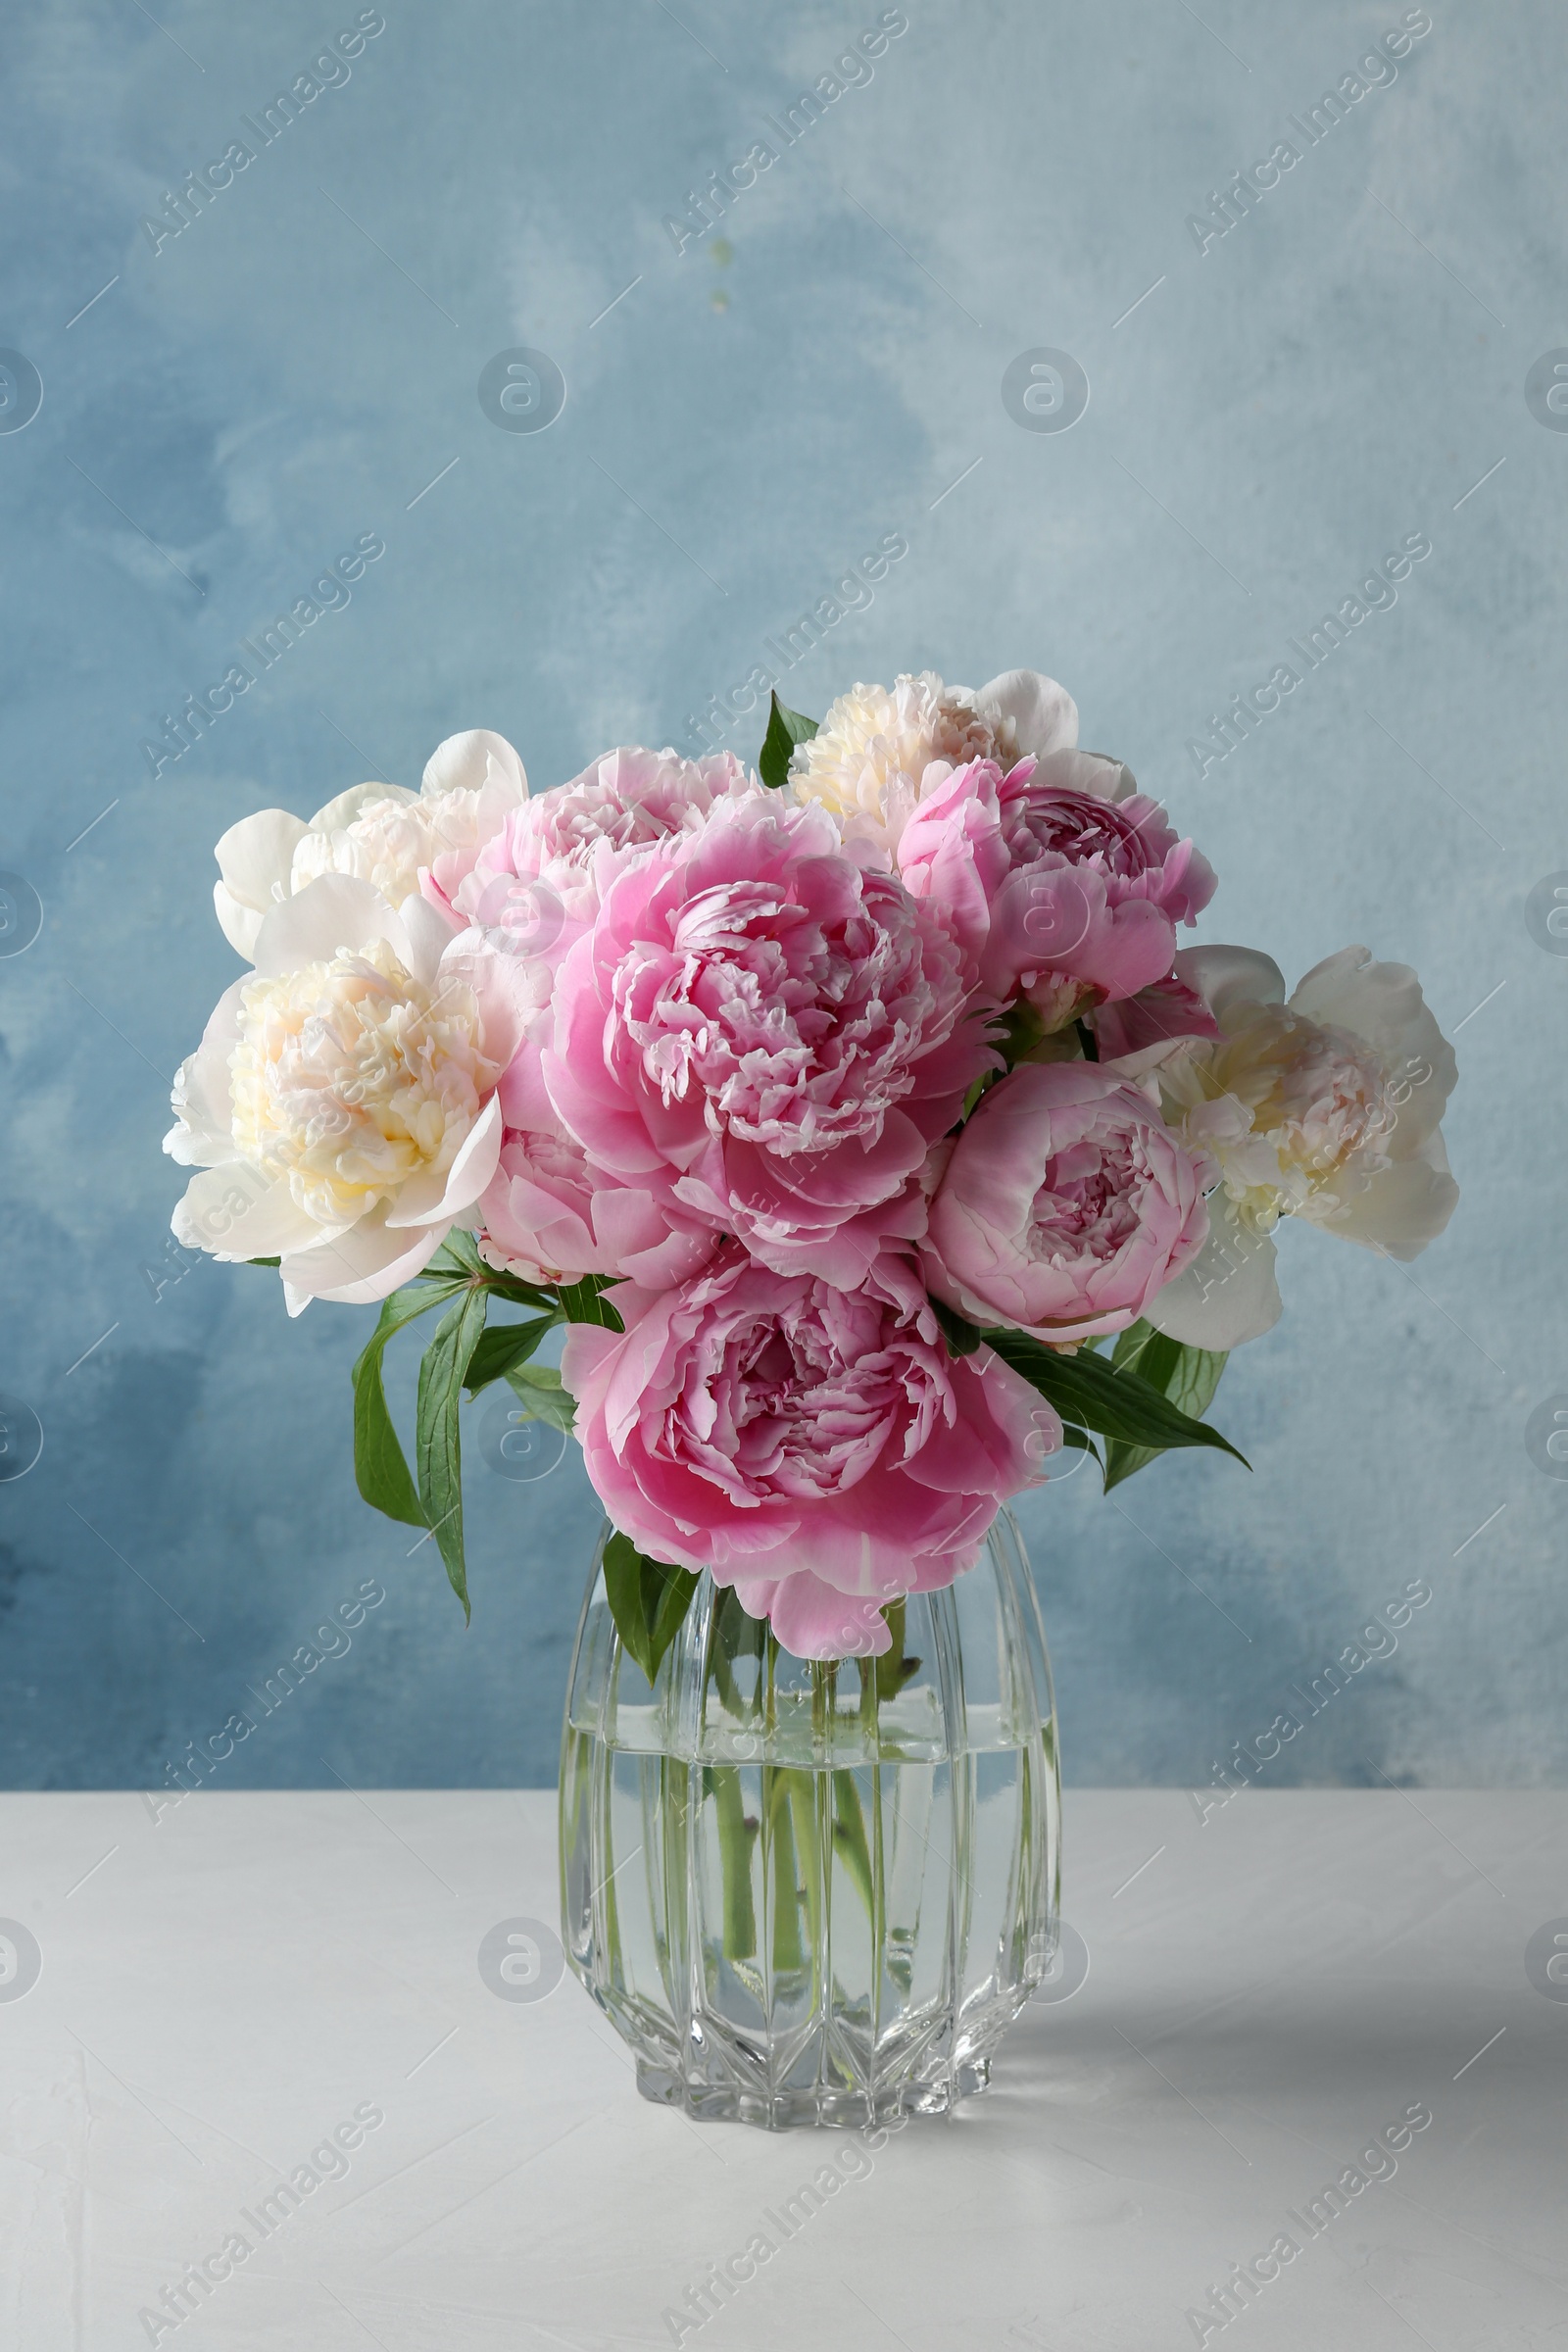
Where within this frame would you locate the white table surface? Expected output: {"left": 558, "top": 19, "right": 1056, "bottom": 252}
{"left": 1, "top": 1788, "right": 1563, "bottom": 2351}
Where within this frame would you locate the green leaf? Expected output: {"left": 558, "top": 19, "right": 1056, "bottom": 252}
{"left": 1102, "top": 1320, "right": 1230, "bottom": 1490}
{"left": 928, "top": 1296, "right": 983, "bottom": 1357}
{"left": 247, "top": 1255, "right": 282, "bottom": 1267}
{"left": 463, "top": 1312, "right": 559, "bottom": 1396}
{"left": 995, "top": 998, "right": 1048, "bottom": 1070}
{"left": 502, "top": 1362, "right": 575, "bottom": 1434}
{"left": 557, "top": 1275, "right": 624, "bottom": 1332}
{"left": 425, "top": 1228, "right": 555, "bottom": 1311}
{"left": 415, "top": 1285, "right": 491, "bottom": 1621}
{"left": 603, "top": 1531, "right": 700, "bottom": 1685}
{"left": 758, "top": 691, "right": 818, "bottom": 790}
{"left": 350, "top": 1280, "right": 464, "bottom": 1530}
{"left": 425, "top": 1229, "right": 486, "bottom": 1281}
{"left": 481, "top": 1266, "right": 559, "bottom": 1311}
{"left": 981, "top": 1324, "right": 1248, "bottom": 1470}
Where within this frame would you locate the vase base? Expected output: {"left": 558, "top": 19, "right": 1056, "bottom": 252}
{"left": 634, "top": 2056, "right": 993, "bottom": 2132}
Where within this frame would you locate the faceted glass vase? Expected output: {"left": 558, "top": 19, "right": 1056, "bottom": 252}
{"left": 559, "top": 1511, "right": 1060, "bottom": 2130}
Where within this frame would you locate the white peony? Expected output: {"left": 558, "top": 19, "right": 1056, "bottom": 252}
{"left": 213, "top": 730, "right": 527, "bottom": 961}
{"left": 1147, "top": 945, "right": 1458, "bottom": 1348}
{"left": 790, "top": 667, "right": 1079, "bottom": 855}
{"left": 166, "top": 874, "right": 528, "bottom": 1312}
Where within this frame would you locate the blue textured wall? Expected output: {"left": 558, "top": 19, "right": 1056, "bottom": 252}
{"left": 1, "top": 0, "right": 1562, "bottom": 1793}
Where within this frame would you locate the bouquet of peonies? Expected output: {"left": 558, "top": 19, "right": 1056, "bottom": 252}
{"left": 167, "top": 668, "right": 1458, "bottom": 1670}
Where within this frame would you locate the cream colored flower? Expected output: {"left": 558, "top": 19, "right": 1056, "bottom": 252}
{"left": 1145, "top": 945, "right": 1458, "bottom": 1349}
{"left": 167, "top": 874, "right": 526, "bottom": 1311}
{"left": 791, "top": 667, "right": 1079, "bottom": 854}
{"left": 213, "top": 730, "right": 526, "bottom": 960}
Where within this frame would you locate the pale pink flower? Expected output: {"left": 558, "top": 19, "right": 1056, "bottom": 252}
{"left": 561, "top": 1247, "right": 1055, "bottom": 1658}
{"left": 897, "top": 746, "right": 1214, "bottom": 1021}
{"left": 479, "top": 1123, "right": 716, "bottom": 1291}
{"left": 981, "top": 751, "right": 1215, "bottom": 1006}
{"left": 1090, "top": 970, "right": 1222, "bottom": 1059}
{"left": 543, "top": 792, "right": 995, "bottom": 1285}
{"left": 424, "top": 745, "right": 750, "bottom": 943}
{"left": 922, "top": 1060, "right": 1212, "bottom": 1340}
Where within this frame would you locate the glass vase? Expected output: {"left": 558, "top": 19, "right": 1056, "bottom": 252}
{"left": 558, "top": 1510, "right": 1060, "bottom": 2130}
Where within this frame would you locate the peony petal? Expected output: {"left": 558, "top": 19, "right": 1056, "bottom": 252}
{"left": 1306, "top": 1131, "right": 1459, "bottom": 1259}
{"left": 742, "top": 1572, "right": 893, "bottom": 1661}
{"left": 306, "top": 780, "right": 416, "bottom": 834}
{"left": 1144, "top": 1200, "right": 1282, "bottom": 1348}
{"left": 976, "top": 669, "right": 1079, "bottom": 760}
{"left": 213, "top": 808, "right": 309, "bottom": 918}
{"left": 213, "top": 882, "right": 265, "bottom": 961}
{"left": 1071, "top": 897, "right": 1178, "bottom": 1003}
{"left": 1288, "top": 947, "right": 1457, "bottom": 1148}
{"left": 396, "top": 890, "right": 465, "bottom": 989}
{"left": 1175, "top": 944, "right": 1287, "bottom": 1024}
{"left": 384, "top": 1098, "right": 504, "bottom": 1227}
{"left": 164, "top": 978, "right": 249, "bottom": 1164}
{"left": 421, "top": 728, "right": 527, "bottom": 800}
{"left": 251, "top": 872, "right": 403, "bottom": 976}
{"left": 278, "top": 1211, "right": 443, "bottom": 1305}
{"left": 1028, "top": 746, "right": 1133, "bottom": 801}
{"left": 172, "top": 1164, "right": 320, "bottom": 1262}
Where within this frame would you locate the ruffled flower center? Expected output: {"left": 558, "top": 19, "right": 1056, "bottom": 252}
{"left": 291, "top": 789, "right": 487, "bottom": 911}
{"left": 792, "top": 674, "right": 1012, "bottom": 848}
{"left": 1177, "top": 1006, "right": 1396, "bottom": 1226}
{"left": 1004, "top": 786, "right": 1160, "bottom": 876}
{"left": 612, "top": 870, "right": 961, "bottom": 1157}
{"left": 513, "top": 749, "right": 747, "bottom": 871}
{"left": 1027, "top": 1130, "right": 1149, "bottom": 1266}
{"left": 657, "top": 1286, "right": 948, "bottom": 1505}
{"left": 230, "top": 938, "right": 498, "bottom": 1227}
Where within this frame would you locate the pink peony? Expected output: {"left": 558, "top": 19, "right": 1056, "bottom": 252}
{"left": 510, "top": 744, "right": 752, "bottom": 866}
{"left": 923, "top": 1060, "right": 1212, "bottom": 1340}
{"left": 562, "top": 1246, "right": 1056, "bottom": 1658}
{"left": 543, "top": 793, "right": 996, "bottom": 1285}
{"left": 895, "top": 755, "right": 1016, "bottom": 989}
{"left": 479, "top": 1122, "right": 715, "bottom": 1291}
{"left": 901, "top": 748, "right": 1214, "bottom": 1016}
{"left": 1090, "top": 969, "right": 1223, "bottom": 1060}
{"left": 424, "top": 745, "right": 751, "bottom": 942}
{"left": 425, "top": 748, "right": 756, "bottom": 1155}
